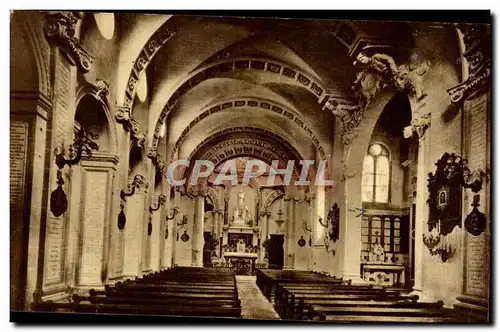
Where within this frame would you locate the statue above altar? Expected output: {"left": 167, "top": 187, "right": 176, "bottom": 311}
{"left": 232, "top": 190, "right": 252, "bottom": 226}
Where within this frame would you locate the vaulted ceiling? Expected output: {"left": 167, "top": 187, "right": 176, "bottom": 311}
{"left": 112, "top": 14, "right": 417, "bottom": 165}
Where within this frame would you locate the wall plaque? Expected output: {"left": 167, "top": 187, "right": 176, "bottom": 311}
{"left": 466, "top": 233, "right": 487, "bottom": 297}
{"left": 10, "top": 121, "right": 29, "bottom": 223}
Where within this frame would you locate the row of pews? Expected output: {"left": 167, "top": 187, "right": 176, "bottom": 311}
{"left": 256, "top": 269, "right": 472, "bottom": 323}
{"left": 32, "top": 267, "right": 242, "bottom": 319}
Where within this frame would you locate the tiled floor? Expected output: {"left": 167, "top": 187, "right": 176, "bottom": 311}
{"left": 235, "top": 276, "right": 281, "bottom": 320}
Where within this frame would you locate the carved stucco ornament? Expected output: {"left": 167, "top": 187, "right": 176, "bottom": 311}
{"left": 44, "top": 12, "right": 94, "bottom": 73}
{"left": 403, "top": 112, "right": 431, "bottom": 139}
{"left": 352, "top": 52, "right": 430, "bottom": 106}
{"left": 115, "top": 105, "right": 132, "bottom": 127}
{"left": 147, "top": 147, "right": 167, "bottom": 175}
{"left": 93, "top": 79, "right": 110, "bottom": 101}
{"left": 325, "top": 51, "right": 430, "bottom": 145}
{"left": 324, "top": 99, "right": 364, "bottom": 145}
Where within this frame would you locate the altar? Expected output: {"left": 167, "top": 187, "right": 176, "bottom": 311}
{"left": 223, "top": 252, "right": 259, "bottom": 275}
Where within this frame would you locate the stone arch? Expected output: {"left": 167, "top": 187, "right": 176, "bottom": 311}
{"left": 179, "top": 127, "right": 305, "bottom": 188}
{"left": 340, "top": 89, "right": 400, "bottom": 280}
{"left": 11, "top": 11, "right": 52, "bottom": 100}
{"left": 170, "top": 97, "right": 327, "bottom": 162}
{"left": 262, "top": 189, "right": 284, "bottom": 214}
{"left": 151, "top": 56, "right": 331, "bottom": 149}
{"left": 75, "top": 80, "right": 117, "bottom": 153}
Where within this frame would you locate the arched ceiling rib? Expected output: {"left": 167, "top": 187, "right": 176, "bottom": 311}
{"left": 149, "top": 56, "right": 332, "bottom": 150}
{"left": 177, "top": 110, "right": 315, "bottom": 164}
{"left": 170, "top": 96, "right": 327, "bottom": 163}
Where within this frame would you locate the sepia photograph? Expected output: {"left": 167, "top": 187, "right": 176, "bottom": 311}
{"left": 9, "top": 10, "right": 492, "bottom": 324}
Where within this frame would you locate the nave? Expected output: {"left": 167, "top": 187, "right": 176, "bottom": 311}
{"left": 10, "top": 11, "right": 491, "bottom": 324}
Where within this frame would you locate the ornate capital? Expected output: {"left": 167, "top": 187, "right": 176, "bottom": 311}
{"left": 404, "top": 112, "right": 431, "bottom": 139}
{"left": 44, "top": 12, "right": 94, "bottom": 73}
{"left": 129, "top": 120, "right": 146, "bottom": 151}
{"left": 93, "top": 79, "right": 110, "bottom": 101}
{"left": 115, "top": 105, "right": 132, "bottom": 128}
{"left": 447, "top": 24, "right": 491, "bottom": 104}
{"left": 147, "top": 148, "right": 166, "bottom": 175}
{"left": 132, "top": 133, "right": 146, "bottom": 151}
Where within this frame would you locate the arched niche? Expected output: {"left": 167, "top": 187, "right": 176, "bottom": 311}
{"left": 71, "top": 91, "right": 119, "bottom": 287}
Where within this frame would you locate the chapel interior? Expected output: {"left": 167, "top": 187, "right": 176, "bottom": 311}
{"left": 9, "top": 11, "right": 492, "bottom": 323}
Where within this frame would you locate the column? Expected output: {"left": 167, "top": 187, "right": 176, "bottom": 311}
{"left": 123, "top": 178, "right": 147, "bottom": 277}
{"left": 412, "top": 132, "right": 428, "bottom": 295}
{"left": 342, "top": 172, "right": 366, "bottom": 284}
{"left": 191, "top": 195, "right": 204, "bottom": 267}
{"left": 260, "top": 212, "right": 270, "bottom": 262}
{"left": 170, "top": 189, "right": 180, "bottom": 267}
{"left": 214, "top": 210, "right": 222, "bottom": 259}
{"left": 283, "top": 194, "right": 295, "bottom": 270}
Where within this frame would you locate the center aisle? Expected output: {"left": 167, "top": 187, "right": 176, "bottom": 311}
{"left": 235, "top": 276, "right": 281, "bottom": 320}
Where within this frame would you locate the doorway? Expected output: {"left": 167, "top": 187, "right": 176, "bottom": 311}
{"left": 268, "top": 234, "right": 284, "bottom": 269}
{"left": 203, "top": 232, "right": 213, "bottom": 267}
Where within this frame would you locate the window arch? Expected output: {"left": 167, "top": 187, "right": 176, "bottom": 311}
{"left": 362, "top": 143, "right": 390, "bottom": 203}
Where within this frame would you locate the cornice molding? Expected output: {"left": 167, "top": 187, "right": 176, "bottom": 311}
{"left": 448, "top": 24, "right": 491, "bottom": 104}
{"left": 43, "top": 12, "right": 94, "bottom": 73}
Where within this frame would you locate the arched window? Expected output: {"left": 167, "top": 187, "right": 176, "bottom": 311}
{"left": 362, "top": 143, "right": 390, "bottom": 203}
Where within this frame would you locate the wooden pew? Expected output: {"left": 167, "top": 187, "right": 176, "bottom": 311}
{"left": 275, "top": 285, "right": 415, "bottom": 319}
{"left": 109, "top": 283, "right": 237, "bottom": 294}
{"left": 33, "top": 267, "right": 242, "bottom": 319}
{"left": 33, "top": 301, "right": 242, "bottom": 318}
{"left": 73, "top": 294, "right": 240, "bottom": 308}
{"left": 256, "top": 269, "right": 344, "bottom": 301}
{"left": 307, "top": 301, "right": 445, "bottom": 320}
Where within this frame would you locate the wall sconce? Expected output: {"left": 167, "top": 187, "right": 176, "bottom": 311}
{"left": 164, "top": 207, "right": 179, "bottom": 239}
{"left": 146, "top": 194, "right": 166, "bottom": 236}
{"left": 302, "top": 220, "right": 312, "bottom": 247}
{"left": 149, "top": 194, "right": 167, "bottom": 214}
{"left": 177, "top": 214, "right": 188, "bottom": 241}
{"left": 55, "top": 128, "right": 99, "bottom": 169}
{"left": 120, "top": 174, "right": 146, "bottom": 201}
